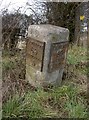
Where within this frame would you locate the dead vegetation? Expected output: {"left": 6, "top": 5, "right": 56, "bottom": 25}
{"left": 2, "top": 45, "right": 88, "bottom": 118}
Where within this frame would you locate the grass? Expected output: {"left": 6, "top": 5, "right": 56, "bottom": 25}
{"left": 2, "top": 45, "right": 88, "bottom": 118}
{"left": 3, "top": 85, "right": 87, "bottom": 118}
{"left": 3, "top": 93, "right": 45, "bottom": 118}
{"left": 65, "top": 100, "right": 87, "bottom": 118}
{"left": 67, "top": 45, "right": 87, "bottom": 65}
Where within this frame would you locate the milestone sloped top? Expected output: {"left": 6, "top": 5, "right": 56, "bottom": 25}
{"left": 28, "top": 24, "right": 69, "bottom": 42}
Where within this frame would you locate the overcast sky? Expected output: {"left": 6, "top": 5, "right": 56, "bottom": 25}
{"left": 0, "top": 0, "right": 35, "bottom": 15}
{"left": 0, "top": 0, "right": 88, "bottom": 15}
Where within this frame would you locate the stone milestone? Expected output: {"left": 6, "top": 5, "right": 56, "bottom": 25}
{"left": 26, "top": 24, "right": 69, "bottom": 87}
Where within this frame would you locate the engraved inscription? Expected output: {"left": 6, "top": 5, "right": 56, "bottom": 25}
{"left": 27, "top": 38, "right": 45, "bottom": 71}
{"left": 48, "top": 42, "right": 68, "bottom": 72}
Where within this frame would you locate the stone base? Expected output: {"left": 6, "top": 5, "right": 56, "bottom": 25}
{"left": 26, "top": 65, "right": 64, "bottom": 87}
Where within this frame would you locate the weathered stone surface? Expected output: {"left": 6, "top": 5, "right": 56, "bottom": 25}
{"left": 28, "top": 24, "right": 69, "bottom": 43}
{"left": 26, "top": 24, "right": 69, "bottom": 87}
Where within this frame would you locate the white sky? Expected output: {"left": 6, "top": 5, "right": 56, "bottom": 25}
{"left": 0, "top": 0, "right": 88, "bottom": 15}
{"left": 0, "top": 0, "right": 35, "bottom": 15}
